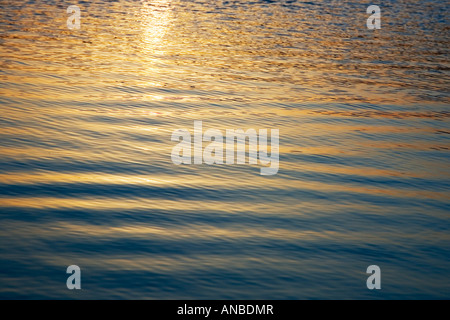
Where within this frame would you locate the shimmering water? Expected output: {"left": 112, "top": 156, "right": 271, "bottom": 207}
{"left": 0, "top": 0, "right": 449, "bottom": 299}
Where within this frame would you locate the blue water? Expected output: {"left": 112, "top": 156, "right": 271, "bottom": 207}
{"left": 0, "top": 0, "right": 449, "bottom": 299}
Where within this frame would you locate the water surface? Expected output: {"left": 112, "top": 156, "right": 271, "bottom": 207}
{"left": 0, "top": 0, "right": 449, "bottom": 299}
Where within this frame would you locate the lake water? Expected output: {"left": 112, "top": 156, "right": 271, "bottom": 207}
{"left": 0, "top": 0, "right": 449, "bottom": 299}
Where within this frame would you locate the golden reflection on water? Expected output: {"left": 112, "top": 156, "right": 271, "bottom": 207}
{"left": 139, "top": 0, "right": 173, "bottom": 49}
{"left": 0, "top": 0, "right": 449, "bottom": 299}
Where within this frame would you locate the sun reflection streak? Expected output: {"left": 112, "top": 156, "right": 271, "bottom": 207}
{"left": 139, "top": 0, "right": 173, "bottom": 51}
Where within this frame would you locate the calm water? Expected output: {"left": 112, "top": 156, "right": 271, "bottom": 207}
{"left": 0, "top": 0, "right": 449, "bottom": 299}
